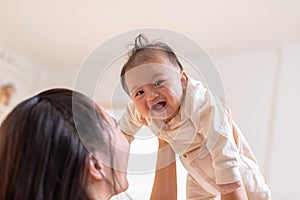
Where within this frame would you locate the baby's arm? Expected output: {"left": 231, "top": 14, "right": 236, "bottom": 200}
{"left": 150, "top": 139, "right": 177, "bottom": 200}
{"left": 200, "top": 92, "right": 248, "bottom": 198}
{"left": 209, "top": 118, "right": 248, "bottom": 200}
{"left": 119, "top": 103, "right": 145, "bottom": 143}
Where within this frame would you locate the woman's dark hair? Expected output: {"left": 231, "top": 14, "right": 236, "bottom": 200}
{"left": 0, "top": 88, "right": 114, "bottom": 200}
{"left": 120, "top": 34, "right": 183, "bottom": 94}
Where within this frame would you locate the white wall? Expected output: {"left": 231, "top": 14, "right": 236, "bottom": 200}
{"left": 0, "top": 52, "right": 47, "bottom": 123}
{"left": 267, "top": 44, "right": 300, "bottom": 199}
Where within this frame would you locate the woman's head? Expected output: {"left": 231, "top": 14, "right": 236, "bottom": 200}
{"left": 0, "top": 88, "right": 129, "bottom": 200}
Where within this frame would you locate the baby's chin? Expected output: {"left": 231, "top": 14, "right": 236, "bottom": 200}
{"left": 148, "top": 112, "right": 176, "bottom": 123}
{"left": 142, "top": 107, "right": 176, "bottom": 121}
{"left": 148, "top": 110, "right": 168, "bottom": 119}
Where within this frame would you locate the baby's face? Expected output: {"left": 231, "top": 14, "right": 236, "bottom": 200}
{"left": 124, "top": 58, "right": 187, "bottom": 121}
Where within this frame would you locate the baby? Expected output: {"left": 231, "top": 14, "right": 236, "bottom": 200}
{"left": 119, "top": 34, "right": 271, "bottom": 199}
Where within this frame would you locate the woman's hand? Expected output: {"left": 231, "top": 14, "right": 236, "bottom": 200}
{"left": 150, "top": 139, "right": 177, "bottom": 200}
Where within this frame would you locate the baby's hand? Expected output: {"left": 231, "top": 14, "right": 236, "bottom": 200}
{"left": 218, "top": 181, "right": 242, "bottom": 194}
{"left": 122, "top": 131, "right": 134, "bottom": 143}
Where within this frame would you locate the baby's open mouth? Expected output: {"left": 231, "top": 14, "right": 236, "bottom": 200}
{"left": 151, "top": 101, "right": 166, "bottom": 112}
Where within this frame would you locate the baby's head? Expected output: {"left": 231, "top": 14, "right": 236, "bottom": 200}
{"left": 120, "top": 34, "right": 188, "bottom": 122}
{"left": 121, "top": 34, "right": 183, "bottom": 93}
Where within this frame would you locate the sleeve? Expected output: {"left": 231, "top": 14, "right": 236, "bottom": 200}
{"left": 118, "top": 103, "right": 144, "bottom": 136}
{"left": 198, "top": 91, "right": 242, "bottom": 186}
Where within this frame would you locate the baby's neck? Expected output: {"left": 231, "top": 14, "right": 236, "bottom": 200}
{"left": 163, "top": 107, "right": 180, "bottom": 124}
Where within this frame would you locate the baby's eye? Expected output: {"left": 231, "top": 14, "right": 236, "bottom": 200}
{"left": 135, "top": 90, "right": 144, "bottom": 97}
{"left": 154, "top": 80, "right": 164, "bottom": 87}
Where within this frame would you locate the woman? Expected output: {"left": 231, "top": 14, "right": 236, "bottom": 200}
{"left": 0, "top": 88, "right": 130, "bottom": 200}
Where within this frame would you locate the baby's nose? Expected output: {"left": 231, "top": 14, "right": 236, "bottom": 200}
{"left": 146, "top": 90, "right": 159, "bottom": 101}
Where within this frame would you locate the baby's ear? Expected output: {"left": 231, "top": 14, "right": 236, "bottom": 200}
{"left": 180, "top": 71, "right": 188, "bottom": 89}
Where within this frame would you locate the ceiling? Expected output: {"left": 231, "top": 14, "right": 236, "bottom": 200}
{"left": 0, "top": 0, "right": 300, "bottom": 71}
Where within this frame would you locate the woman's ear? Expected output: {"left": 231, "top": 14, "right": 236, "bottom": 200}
{"left": 181, "top": 71, "right": 188, "bottom": 89}
{"left": 89, "top": 156, "right": 106, "bottom": 181}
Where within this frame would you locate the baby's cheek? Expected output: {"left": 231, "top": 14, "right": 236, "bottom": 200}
{"left": 169, "top": 86, "right": 183, "bottom": 99}
{"left": 137, "top": 107, "right": 149, "bottom": 117}
{"left": 171, "top": 92, "right": 183, "bottom": 104}
{"left": 133, "top": 101, "right": 146, "bottom": 111}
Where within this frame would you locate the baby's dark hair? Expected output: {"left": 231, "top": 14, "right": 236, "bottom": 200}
{"left": 120, "top": 34, "right": 183, "bottom": 94}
